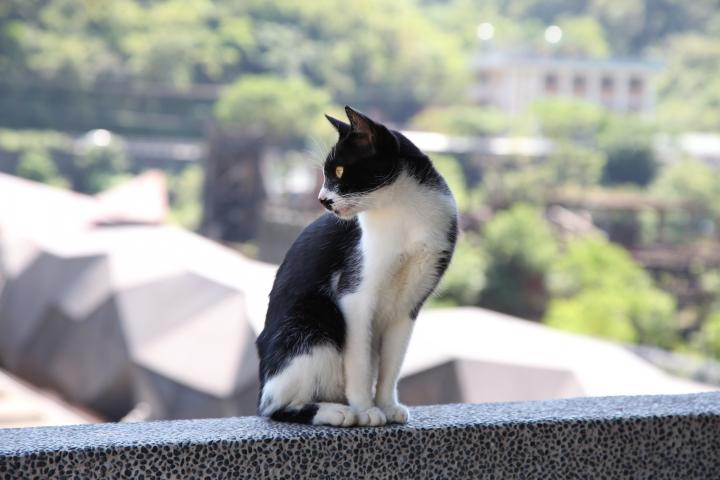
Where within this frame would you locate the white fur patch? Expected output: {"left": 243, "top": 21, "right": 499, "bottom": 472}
{"left": 259, "top": 345, "right": 344, "bottom": 415}
{"left": 338, "top": 172, "right": 457, "bottom": 416}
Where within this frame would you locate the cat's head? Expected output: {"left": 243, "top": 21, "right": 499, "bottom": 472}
{"left": 318, "top": 106, "right": 401, "bottom": 219}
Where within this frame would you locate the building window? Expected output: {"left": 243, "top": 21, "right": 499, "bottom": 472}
{"left": 545, "top": 73, "right": 558, "bottom": 94}
{"left": 573, "top": 75, "right": 586, "bottom": 96}
{"left": 601, "top": 76, "right": 614, "bottom": 94}
{"left": 629, "top": 77, "right": 644, "bottom": 95}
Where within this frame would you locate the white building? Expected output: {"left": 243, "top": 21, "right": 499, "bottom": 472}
{"left": 471, "top": 53, "right": 661, "bottom": 114}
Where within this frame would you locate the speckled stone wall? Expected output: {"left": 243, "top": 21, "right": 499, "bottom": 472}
{"left": 1, "top": 393, "right": 719, "bottom": 479}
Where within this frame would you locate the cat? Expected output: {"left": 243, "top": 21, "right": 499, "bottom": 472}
{"left": 256, "top": 106, "right": 458, "bottom": 427}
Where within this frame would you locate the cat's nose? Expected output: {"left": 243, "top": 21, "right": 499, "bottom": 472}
{"left": 319, "top": 196, "right": 334, "bottom": 211}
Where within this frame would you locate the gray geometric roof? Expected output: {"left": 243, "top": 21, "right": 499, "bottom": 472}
{"left": 0, "top": 225, "right": 275, "bottom": 420}
{"left": 403, "top": 307, "right": 713, "bottom": 405}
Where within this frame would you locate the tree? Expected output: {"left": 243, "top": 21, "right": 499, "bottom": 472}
{"left": 651, "top": 158, "right": 720, "bottom": 240}
{"left": 73, "top": 131, "right": 130, "bottom": 194}
{"left": 168, "top": 164, "right": 203, "bottom": 230}
{"left": 480, "top": 204, "right": 559, "bottom": 319}
{"left": 656, "top": 34, "right": 720, "bottom": 132}
{"left": 408, "top": 106, "right": 512, "bottom": 136}
{"left": 544, "top": 236, "right": 678, "bottom": 348}
{"left": 545, "top": 141, "right": 606, "bottom": 187}
{"left": 15, "top": 148, "right": 69, "bottom": 188}
{"left": 214, "top": 75, "right": 332, "bottom": 144}
{"left": 692, "top": 311, "right": 720, "bottom": 361}
{"left": 531, "top": 98, "right": 607, "bottom": 142}
{"left": 554, "top": 15, "right": 610, "bottom": 58}
{"left": 599, "top": 117, "right": 658, "bottom": 186}
{"left": 434, "top": 233, "right": 487, "bottom": 306}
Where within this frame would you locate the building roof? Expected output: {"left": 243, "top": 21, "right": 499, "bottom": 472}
{"left": 401, "top": 307, "right": 713, "bottom": 403}
{"left": 0, "top": 171, "right": 168, "bottom": 238}
{"left": 0, "top": 369, "right": 98, "bottom": 429}
{"left": 473, "top": 52, "right": 662, "bottom": 72}
{"left": 0, "top": 225, "right": 275, "bottom": 420}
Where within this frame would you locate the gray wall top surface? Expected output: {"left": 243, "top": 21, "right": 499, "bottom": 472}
{"left": 1, "top": 392, "right": 719, "bottom": 479}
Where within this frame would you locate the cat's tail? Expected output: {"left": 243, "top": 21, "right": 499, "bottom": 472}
{"left": 263, "top": 402, "right": 356, "bottom": 427}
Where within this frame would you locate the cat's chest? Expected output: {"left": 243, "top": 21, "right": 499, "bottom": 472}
{"left": 360, "top": 210, "right": 437, "bottom": 261}
{"left": 356, "top": 194, "right": 454, "bottom": 282}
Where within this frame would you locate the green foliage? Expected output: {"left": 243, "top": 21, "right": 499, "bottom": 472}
{"left": 15, "top": 148, "right": 69, "bottom": 188}
{"left": 545, "top": 236, "right": 677, "bottom": 347}
{"left": 239, "top": 0, "right": 468, "bottom": 116}
{"left": 531, "top": 99, "right": 607, "bottom": 141}
{"left": 599, "top": 118, "right": 658, "bottom": 186}
{"left": 648, "top": 158, "right": 720, "bottom": 242}
{"left": 656, "top": 34, "right": 720, "bottom": 131}
{"left": 691, "top": 311, "right": 720, "bottom": 361}
{"left": 168, "top": 165, "right": 203, "bottom": 230}
{"left": 215, "top": 75, "right": 332, "bottom": 143}
{"left": 434, "top": 233, "right": 487, "bottom": 306}
{"left": 651, "top": 158, "right": 720, "bottom": 224}
{"left": 479, "top": 141, "right": 606, "bottom": 209}
{"left": 480, "top": 204, "right": 558, "bottom": 319}
{"left": 73, "top": 137, "right": 130, "bottom": 194}
{"left": 408, "top": 106, "right": 512, "bottom": 136}
{"left": 120, "top": 0, "right": 253, "bottom": 87}
{"left": 0, "top": 129, "right": 73, "bottom": 152}
{"left": 0, "top": 0, "right": 469, "bottom": 128}
{"left": 554, "top": 15, "right": 610, "bottom": 58}
{"left": 545, "top": 141, "right": 606, "bottom": 187}
{"left": 480, "top": 163, "right": 550, "bottom": 209}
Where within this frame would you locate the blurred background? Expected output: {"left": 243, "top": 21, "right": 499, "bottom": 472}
{"left": 1, "top": 0, "right": 719, "bottom": 428}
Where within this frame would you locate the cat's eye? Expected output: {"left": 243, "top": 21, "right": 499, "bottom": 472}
{"left": 335, "top": 166, "right": 344, "bottom": 179}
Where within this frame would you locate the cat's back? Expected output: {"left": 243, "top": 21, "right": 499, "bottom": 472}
{"left": 269, "top": 213, "right": 360, "bottom": 299}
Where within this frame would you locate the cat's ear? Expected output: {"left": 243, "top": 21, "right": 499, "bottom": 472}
{"left": 344, "top": 105, "right": 399, "bottom": 154}
{"left": 345, "top": 106, "right": 375, "bottom": 136}
{"left": 344, "top": 106, "right": 377, "bottom": 148}
{"left": 325, "top": 114, "right": 351, "bottom": 138}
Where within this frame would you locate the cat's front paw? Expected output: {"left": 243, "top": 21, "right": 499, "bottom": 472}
{"left": 313, "top": 403, "right": 356, "bottom": 427}
{"left": 354, "top": 406, "right": 387, "bottom": 427}
{"left": 379, "top": 403, "right": 409, "bottom": 424}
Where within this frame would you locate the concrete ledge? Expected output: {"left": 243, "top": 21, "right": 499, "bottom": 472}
{"left": 1, "top": 393, "right": 719, "bottom": 479}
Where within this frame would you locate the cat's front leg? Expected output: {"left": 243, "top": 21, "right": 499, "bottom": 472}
{"left": 342, "top": 295, "right": 387, "bottom": 427}
{"left": 375, "top": 318, "right": 413, "bottom": 424}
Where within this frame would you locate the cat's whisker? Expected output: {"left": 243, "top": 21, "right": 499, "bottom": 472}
{"left": 306, "top": 136, "right": 331, "bottom": 168}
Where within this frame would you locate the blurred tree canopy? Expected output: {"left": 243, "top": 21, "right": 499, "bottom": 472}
{"left": 408, "top": 106, "right": 512, "bottom": 136}
{"left": 435, "top": 232, "right": 487, "bottom": 306}
{"left": 599, "top": 118, "right": 658, "bottom": 186}
{"left": 480, "top": 204, "right": 559, "bottom": 319}
{"left": 531, "top": 99, "right": 607, "bottom": 141}
{"left": 2, "top": 0, "right": 720, "bottom": 133}
{"left": 0, "top": 0, "right": 468, "bottom": 134}
{"left": 214, "top": 75, "right": 332, "bottom": 143}
{"left": 652, "top": 158, "right": 720, "bottom": 221}
{"left": 544, "top": 236, "right": 678, "bottom": 348}
{"left": 15, "top": 148, "right": 69, "bottom": 188}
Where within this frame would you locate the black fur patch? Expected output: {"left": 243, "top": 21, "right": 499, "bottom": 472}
{"left": 270, "top": 404, "right": 319, "bottom": 424}
{"left": 257, "top": 214, "right": 360, "bottom": 384}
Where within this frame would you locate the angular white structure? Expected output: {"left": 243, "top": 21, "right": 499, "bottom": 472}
{"left": 0, "top": 226, "right": 275, "bottom": 420}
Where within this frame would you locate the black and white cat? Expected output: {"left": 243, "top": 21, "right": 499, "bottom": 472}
{"left": 256, "top": 106, "right": 457, "bottom": 427}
